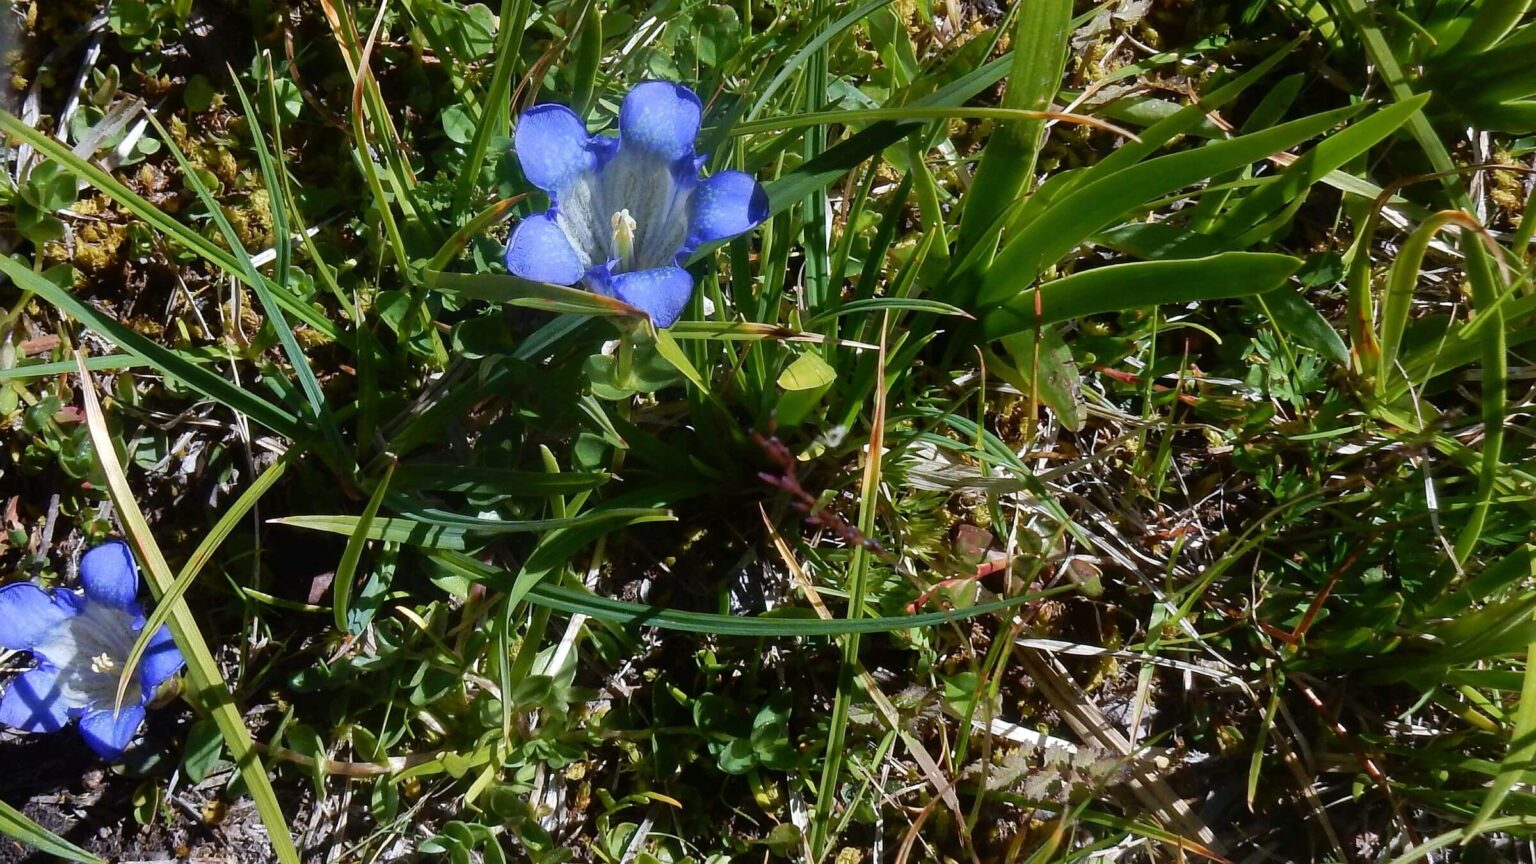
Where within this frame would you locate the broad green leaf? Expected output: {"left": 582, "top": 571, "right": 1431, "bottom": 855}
{"left": 1097, "top": 222, "right": 1349, "bottom": 366}
{"left": 953, "top": 0, "right": 1071, "bottom": 261}
{"left": 778, "top": 350, "right": 838, "bottom": 391}
{"left": 979, "top": 103, "right": 1362, "bottom": 305}
{"left": 982, "top": 253, "right": 1304, "bottom": 340}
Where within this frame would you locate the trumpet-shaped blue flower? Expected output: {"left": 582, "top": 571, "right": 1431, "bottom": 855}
{"left": 0, "top": 541, "right": 184, "bottom": 761}
{"left": 505, "top": 81, "right": 769, "bottom": 328}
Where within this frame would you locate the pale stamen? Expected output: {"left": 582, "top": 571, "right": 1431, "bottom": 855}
{"left": 610, "top": 208, "right": 638, "bottom": 269}
{"left": 90, "top": 652, "right": 117, "bottom": 674}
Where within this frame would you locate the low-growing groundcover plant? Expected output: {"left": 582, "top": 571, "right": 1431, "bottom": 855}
{"left": 2, "top": 1, "right": 1536, "bottom": 862}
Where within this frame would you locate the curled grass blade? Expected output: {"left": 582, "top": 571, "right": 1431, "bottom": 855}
{"left": 74, "top": 354, "right": 300, "bottom": 864}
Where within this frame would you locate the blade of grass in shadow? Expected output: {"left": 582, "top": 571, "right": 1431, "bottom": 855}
{"left": 74, "top": 353, "right": 300, "bottom": 864}
{"left": 0, "top": 800, "right": 103, "bottom": 864}
{"left": 435, "top": 551, "right": 1075, "bottom": 636}
{"left": 0, "top": 255, "right": 301, "bottom": 438}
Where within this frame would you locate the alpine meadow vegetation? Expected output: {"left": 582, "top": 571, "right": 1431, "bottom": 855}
{"left": 3, "top": 1, "right": 1536, "bottom": 862}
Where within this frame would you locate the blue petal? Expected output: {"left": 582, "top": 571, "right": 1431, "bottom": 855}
{"left": 515, "top": 104, "right": 596, "bottom": 192}
{"left": 688, "top": 170, "right": 769, "bottom": 249}
{"left": 619, "top": 82, "right": 702, "bottom": 160}
{"left": 79, "top": 704, "right": 145, "bottom": 761}
{"left": 609, "top": 266, "right": 694, "bottom": 329}
{"left": 0, "top": 583, "right": 74, "bottom": 651}
{"left": 137, "top": 625, "right": 184, "bottom": 693}
{"left": 505, "top": 212, "right": 586, "bottom": 285}
{"left": 80, "top": 541, "right": 140, "bottom": 610}
{"left": 0, "top": 666, "right": 74, "bottom": 732}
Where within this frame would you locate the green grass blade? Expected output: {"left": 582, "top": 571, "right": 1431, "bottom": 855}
{"left": 0, "top": 799, "right": 104, "bottom": 864}
{"left": 813, "top": 323, "right": 889, "bottom": 855}
{"left": 1209, "top": 94, "right": 1430, "bottom": 243}
{"left": 116, "top": 454, "right": 292, "bottom": 711}
{"left": 390, "top": 464, "right": 608, "bottom": 495}
{"left": 1451, "top": 0, "right": 1533, "bottom": 55}
{"left": 425, "top": 269, "right": 646, "bottom": 318}
{"left": 981, "top": 253, "right": 1304, "bottom": 339}
{"left": 335, "top": 461, "right": 395, "bottom": 633}
{"left": 451, "top": 0, "right": 532, "bottom": 216}
{"left": 75, "top": 355, "right": 300, "bottom": 864}
{"left": 436, "top": 552, "right": 1074, "bottom": 636}
{"left": 0, "top": 255, "right": 302, "bottom": 438}
{"left": 1465, "top": 638, "right": 1536, "bottom": 837}
{"left": 1453, "top": 237, "right": 1508, "bottom": 564}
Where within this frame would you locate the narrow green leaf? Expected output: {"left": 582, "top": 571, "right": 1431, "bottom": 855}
{"left": 1209, "top": 94, "right": 1430, "bottom": 243}
{"left": 335, "top": 461, "right": 395, "bottom": 633}
{"left": 117, "top": 455, "right": 292, "bottom": 710}
{"left": 804, "top": 297, "right": 972, "bottom": 327}
{"left": 0, "top": 800, "right": 103, "bottom": 864}
{"left": 391, "top": 464, "right": 608, "bottom": 495}
{"left": 436, "top": 554, "right": 1075, "bottom": 636}
{"left": 425, "top": 269, "right": 644, "bottom": 318}
{"left": 452, "top": 0, "right": 532, "bottom": 215}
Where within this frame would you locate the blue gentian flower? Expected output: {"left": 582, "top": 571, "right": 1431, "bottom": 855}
{"left": 0, "top": 541, "right": 184, "bottom": 760}
{"left": 505, "top": 81, "right": 769, "bottom": 328}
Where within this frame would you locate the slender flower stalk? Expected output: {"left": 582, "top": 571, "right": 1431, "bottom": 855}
{"left": 504, "top": 81, "right": 769, "bottom": 328}
{"left": 0, "top": 541, "right": 184, "bottom": 760}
